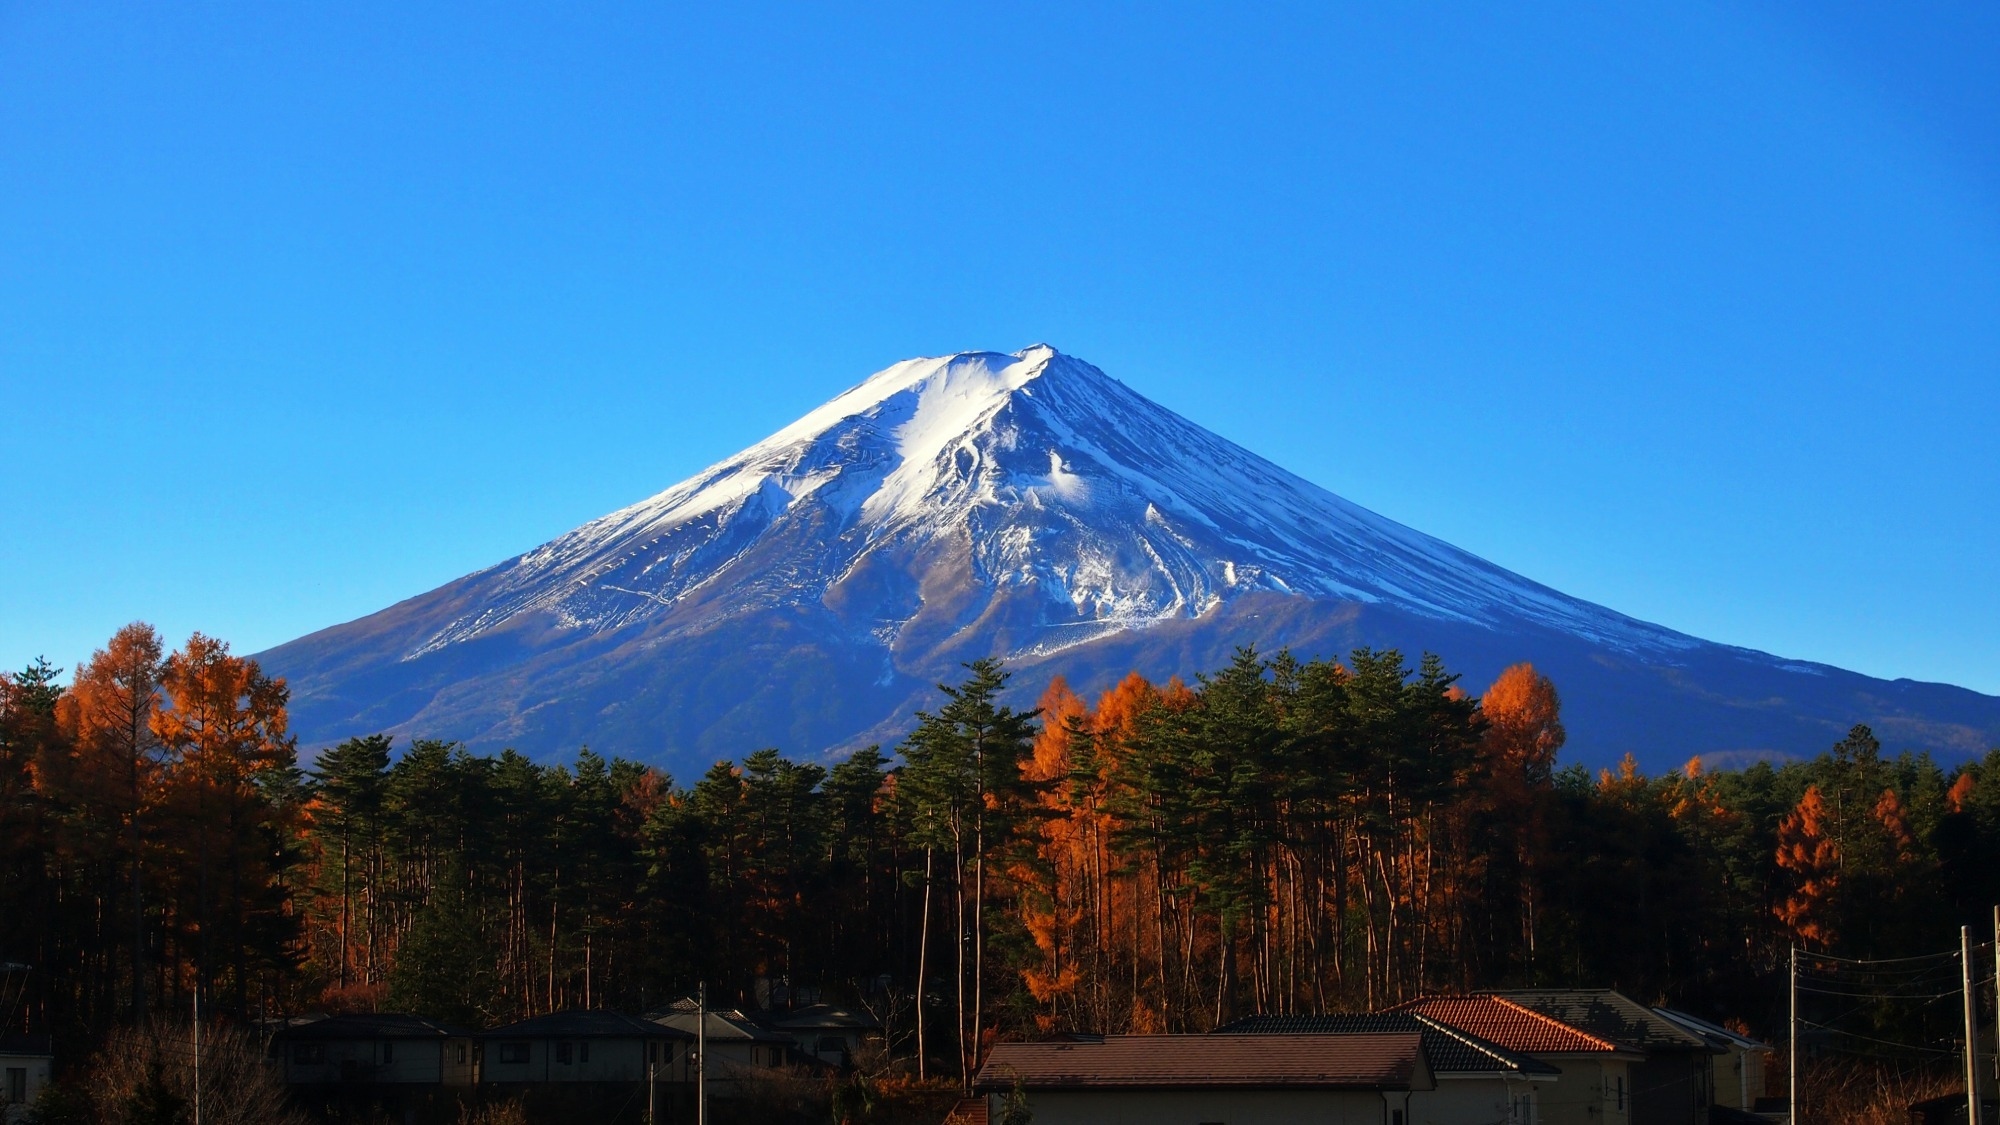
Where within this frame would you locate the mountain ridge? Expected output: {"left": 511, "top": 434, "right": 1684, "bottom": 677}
{"left": 258, "top": 346, "right": 2000, "bottom": 772}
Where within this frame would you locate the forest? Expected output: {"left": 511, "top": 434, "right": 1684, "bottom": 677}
{"left": 4, "top": 621, "right": 2000, "bottom": 1089}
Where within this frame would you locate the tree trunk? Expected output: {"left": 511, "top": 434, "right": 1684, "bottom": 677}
{"left": 916, "top": 846, "right": 934, "bottom": 1080}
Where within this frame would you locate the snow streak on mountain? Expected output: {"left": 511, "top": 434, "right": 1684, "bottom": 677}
{"left": 259, "top": 347, "right": 2000, "bottom": 772}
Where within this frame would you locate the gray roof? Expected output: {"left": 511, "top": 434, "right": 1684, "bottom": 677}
{"left": 761, "top": 1004, "right": 882, "bottom": 1033}
{"left": 1653, "top": 1008, "right": 1771, "bottom": 1052}
{"left": 1215, "top": 1013, "right": 1560, "bottom": 1077}
{"left": 1489, "top": 990, "right": 1715, "bottom": 1054}
{"left": 481, "top": 1010, "right": 693, "bottom": 1040}
{"left": 276, "top": 1013, "right": 474, "bottom": 1041}
{"left": 649, "top": 1002, "right": 791, "bottom": 1043}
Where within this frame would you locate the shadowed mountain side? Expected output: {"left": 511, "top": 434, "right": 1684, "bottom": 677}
{"left": 268, "top": 584, "right": 2000, "bottom": 774}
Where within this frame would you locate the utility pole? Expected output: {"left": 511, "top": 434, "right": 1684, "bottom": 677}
{"left": 1966, "top": 926, "right": 1981, "bottom": 1125}
{"left": 1789, "top": 944, "right": 1798, "bottom": 1125}
{"left": 193, "top": 984, "right": 202, "bottom": 1125}
{"left": 697, "top": 981, "right": 707, "bottom": 1125}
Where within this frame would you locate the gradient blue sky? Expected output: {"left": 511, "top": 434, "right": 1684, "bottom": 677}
{"left": 3, "top": 3, "right": 1996, "bottom": 696}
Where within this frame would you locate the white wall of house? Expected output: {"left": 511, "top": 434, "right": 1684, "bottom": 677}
{"left": 1713, "top": 1046, "right": 1765, "bottom": 1110}
{"left": 999, "top": 1088, "right": 1411, "bottom": 1125}
{"left": 1530, "top": 1058, "right": 1632, "bottom": 1125}
{"left": 1411, "top": 1076, "right": 1552, "bottom": 1125}
{"left": 1, "top": 1053, "right": 53, "bottom": 1122}
{"left": 483, "top": 1037, "right": 680, "bottom": 1085}
{"left": 705, "top": 1040, "right": 786, "bottom": 1071}
{"left": 283, "top": 1038, "right": 476, "bottom": 1086}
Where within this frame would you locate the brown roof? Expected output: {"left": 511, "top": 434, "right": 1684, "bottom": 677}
{"left": 1396, "top": 996, "right": 1627, "bottom": 1056}
{"left": 972, "top": 1033, "right": 1428, "bottom": 1092}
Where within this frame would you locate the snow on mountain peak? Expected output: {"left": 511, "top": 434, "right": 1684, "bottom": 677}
{"left": 410, "top": 347, "right": 1695, "bottom": 661}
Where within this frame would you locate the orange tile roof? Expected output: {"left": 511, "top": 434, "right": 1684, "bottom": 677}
{"left": 1395, "top": 996, "right": 1623, "bottom": 1055}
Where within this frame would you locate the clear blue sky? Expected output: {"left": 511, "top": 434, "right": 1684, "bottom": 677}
{"left": 3, "top": 2, "right": 1996, "bottom": 694}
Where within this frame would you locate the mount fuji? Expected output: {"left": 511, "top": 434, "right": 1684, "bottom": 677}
{"left": 259, "top": 346, "right": 2000, "bottom": 773}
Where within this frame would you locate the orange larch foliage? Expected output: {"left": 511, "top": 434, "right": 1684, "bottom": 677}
{"left": 1774, "top": 785, "right": 1841, "bottom": 946}
{"left": 1094, "top": 671, "right": 1163, "bottom": 740}
{"left": 1597, "top": 753, "right": 1646, "bottom": 801}
{"left": 1481, "top": 663, "right": 1565, "bottom": 799}
{"left": 1665, "top": 757, "right": 1729, "bottom": 825}
{"left": 151, "top": 633, "right": 298, "bottom": 1006}
{"left": 1028, "top": 677, "right": 1088, "bottom": 785}
{"left": 1947, "top": 773, "right": 1977, "bottom": 814}
{"left": 1016, "top": 677, "right": 1091, "bottom": 1025}
{"left": 1872, "top": 788, "right": 1915, "bottom": 864}
{"left": 57, "top": 623, "right": 166, "bottom": 824}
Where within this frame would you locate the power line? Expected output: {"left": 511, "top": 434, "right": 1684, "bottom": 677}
{"left": 1798, "top": 948, "right": 1964, "bottom": 966}
{"left": 1800, "top": 983, "right": 1968, "bottom": 999}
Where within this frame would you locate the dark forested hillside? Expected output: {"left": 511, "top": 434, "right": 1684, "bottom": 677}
{"left": 6, "top": 622, "right": 2000, "bottom": 1086}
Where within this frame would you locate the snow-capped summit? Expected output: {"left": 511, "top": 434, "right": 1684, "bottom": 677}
{"left": 413, "top": 346, "right": 1683, "bottom": 662}
{"left": 259, "top": 347, "right": 2000, "bottom": 772}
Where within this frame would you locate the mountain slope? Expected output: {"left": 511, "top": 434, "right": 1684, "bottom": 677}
{"left": 258, "top": 346, "right": 2000, "bottom": 772}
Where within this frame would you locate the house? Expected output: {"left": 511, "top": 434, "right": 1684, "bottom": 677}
{"left": 649, "top": 997, "right": 798, "bottom": 1089}
{"left": 272, "top": 1014, "right": 479, "bottom": 1087}
{"left": 1219, "top": 1013, "right": 1560, "bottom": 1124}
{"left": 973, "top": 1032, "right": 1434, "bottom": 1125}
{"left": 1651, "top": 1008, "right": 1771, "bottom": 1113}
{"left": 1494, "top": 991, "right": 1719, "bottom": 1125}
{"left": 757, "top": 1004, "right": 883, "bottom": 1068}
{"left": 1399, "top": 995, "right": 1644, "bottom": 1125}
{"left": 0, "top": 1035, "right": 52, "bottom": 1124}
{"left": 1908, "top": 1092, "right": 2000, "bottom": 1125}
{"left": 479, "top": 1010, "right": 692, "bottom": 1088}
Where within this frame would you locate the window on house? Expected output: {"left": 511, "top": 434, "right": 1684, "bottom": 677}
{"left": 1616, "top": 1076, "right": 1626, "bottom": 1111}
{"left": 7, "top": 1068, "right": 26, "bottom": 1104}
{"left": 1391, "top": 1112, "right": 1405, "bottom": 1125}
{"left": 454, "top": 1043, "right": 468, "bottom": 1064}
{"left": 498, "top": 1042, "right": 530, "bottom": 1065}
{"left": 293, "top": 1044, "right": 324, "bottom": 1065}
{"left": 556, "top": 1042, "right": 573, "bottom": 1065}
{"left": 580, "top": 1043, "right": 590, "bottom": 1064}
{"left": 381, "top": 1041, "right": 394, "bottom": 1064}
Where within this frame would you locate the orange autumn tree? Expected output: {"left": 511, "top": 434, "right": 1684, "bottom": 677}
{"left": 1014, "top": 677, "right": 1089, "bottom": 1030}
{"left": 1469, "top": 663, "right": 1563, "bottom": 974}
{"left": 1774, "top": 785, "right": 1841, "bottom": 947}
{"left": 1871, "top": 788, "right": 1916, "bottom": 865}
{"left": 1479, "top": 663, "right": 1565, "bottom": 801}
{"left": 56, "top": 622, "right": 167, "bottom": 1018}
{"left": 152, "top": 633, "right": 301, "bottom": 1014}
